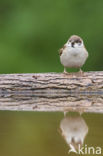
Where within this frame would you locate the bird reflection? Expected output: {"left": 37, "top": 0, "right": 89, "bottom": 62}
{"left": 59, "top": 114, "right": 88, "bottom": 153}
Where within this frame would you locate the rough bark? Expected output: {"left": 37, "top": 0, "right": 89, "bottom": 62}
{"left": 0, "top": 72, "right": 103, "bottom": 113}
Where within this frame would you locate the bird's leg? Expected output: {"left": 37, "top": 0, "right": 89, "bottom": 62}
{"left": 63, "top": 67, "right": 68, "bottom": 74}
{"left": 79, "top": 68, "right": 83, "bottom": 76}
{"left": 79, "top": 68, "right": 83, "bottom": 74}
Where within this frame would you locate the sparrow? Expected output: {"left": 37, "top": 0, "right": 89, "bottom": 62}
{"left": 59, "top": 35, "right": 88, "bottom": 73}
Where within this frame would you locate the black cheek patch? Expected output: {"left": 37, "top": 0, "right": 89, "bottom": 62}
{"left": 71, "top": 42, "right": 75, "bottom": 48}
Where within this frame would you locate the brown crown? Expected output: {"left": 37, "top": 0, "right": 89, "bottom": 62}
{"left": 69, "top": 35, "right": 82, "bottom": 43}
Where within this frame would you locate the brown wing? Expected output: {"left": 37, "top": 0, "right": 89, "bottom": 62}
{"left": 59, "top": 44, "right": 66, "bottom": 56}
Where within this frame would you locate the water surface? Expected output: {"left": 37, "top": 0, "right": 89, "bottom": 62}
{"left": 0, "top": 110, "right": 103, "bottom": 156}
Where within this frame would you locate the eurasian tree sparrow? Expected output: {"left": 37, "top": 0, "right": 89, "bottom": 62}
{"left": 59, "top": 35, "right": 88, "bottom": 73}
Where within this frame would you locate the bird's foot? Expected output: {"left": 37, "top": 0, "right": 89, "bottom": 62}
{"left": 63, "top": 71, "right": 68, "bottom": 74}
{"left": 63, "top": 68, "right": 68, "bottom": 74}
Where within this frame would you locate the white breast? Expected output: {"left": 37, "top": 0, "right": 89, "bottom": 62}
{"left": 60, "top": 46, "right": 88, "bottom": 68}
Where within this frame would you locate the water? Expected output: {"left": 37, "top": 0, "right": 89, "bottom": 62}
{"left": 0, "top": 109, "right": 103, "bottom": 156}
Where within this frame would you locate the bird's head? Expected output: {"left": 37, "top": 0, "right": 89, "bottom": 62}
{"left": 67, "top": 35, "right": 84, "bottom": 48}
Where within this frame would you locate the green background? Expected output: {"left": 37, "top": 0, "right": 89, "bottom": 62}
{"left": 0, "top": 1, "right": 103, "bottom": 156}
{"left": 0, "top": 0, "right": 103, "bottom": 73}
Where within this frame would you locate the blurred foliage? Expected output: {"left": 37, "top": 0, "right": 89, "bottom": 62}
{"left": 0, "top": 0, "right": 103, "bottom": 73}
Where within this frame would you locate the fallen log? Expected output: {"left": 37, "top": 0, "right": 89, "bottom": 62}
{"left": 0, "top": 72, "right": 102, "bottom": 112}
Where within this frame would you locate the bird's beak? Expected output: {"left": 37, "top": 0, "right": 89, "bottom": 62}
{"left": 71, "top": 41, "right": 75, "bottom": 47}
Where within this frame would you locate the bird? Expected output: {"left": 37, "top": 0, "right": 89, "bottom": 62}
{"left": 59, "top": 35, "right": 88, "bottom": 74}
